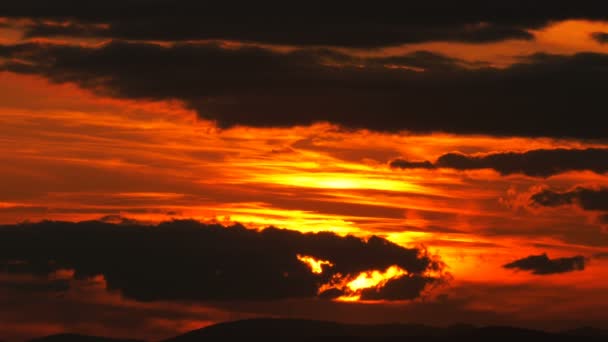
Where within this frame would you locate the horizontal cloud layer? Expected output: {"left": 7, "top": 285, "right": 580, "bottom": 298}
{"left": 2, "top": 41, "right": 608, "bottom": 138}
{"left": 391, "top": 149, "right": 608, "bottom": 177}
{"left": 4, "top": 2, "right": 608, "bottom": 46}
{"left": 503, "top": 253, "right": 586, "bottom": 275}
{"left": 530, "top": 187, "right": 608, "bottom": 211}
{"left": 0, "top": 220, "right": 443, "bottom": 302}
{"left": 0, "top": 0, "right": 608, "bottom": 47}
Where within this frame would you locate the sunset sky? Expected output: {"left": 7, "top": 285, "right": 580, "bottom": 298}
{"left": 1, "top": 2, "right": 608, "bottom": 340}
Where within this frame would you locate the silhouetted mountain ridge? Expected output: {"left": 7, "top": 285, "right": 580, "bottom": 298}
{"left": 26, "top": 319, "right": 608, "bottom": 341}
{"left": 28, "top": 333, "right": 143, "bottom": 342}
{"left": 162, "top": 318, "right": 608, "bottom": 341}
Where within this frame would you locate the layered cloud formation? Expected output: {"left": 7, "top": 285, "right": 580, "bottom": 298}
{"left": 391, "top": 149, "right": 608, "bottom": 177}
{"left": 4, "top": 1, "right": 608, "bottom": 46}
{"left": 530, "top": 187, "right": 608, "bottom": 210}
{"left": 1, "top": 41, "right": 608, "bottom": 138}
{"left": 1, "top": 3, "right": 608, "bottom": 339}
{"left": 0, "top": 220, "right": 445, "bottom": 302}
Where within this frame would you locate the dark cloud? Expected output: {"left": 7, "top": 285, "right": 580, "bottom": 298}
{"left": 3, "top": 1, "right": 591, "bottom": 46}
{"left": 591, "top": 32, "right": 608, "bottom": 44}
{"left": 503, "top": 253, "right": 585, "bottom": 275}
{"left": 0, "top": 278, "right": 70, "bottom": 293}
{"left": 17, "top": 16, "right": 534, "bottom": 47}
{"left": 391, "top": 149, "right": 608, "bottom": 177}
{"left": 389, "top": 160, "right": 436, "bottom": 170}
{"left": 530, "top": 187, "right": 608, "bottom": 211}
{"left": 359, "top": 275, "right": 433, "bottom": 300}
{"left": 0, "top": 220, "right": 443, "bottom": 302}
{"left": 530, "top": 189, "right": 578, "bottom": 207}
{"left": 3, "top": 2, "right": 608, "bottom": 47}
{"left": 0, "top": 274, "right": 230, "bottom": 342}
{"left": 2, "top": 41, "right": 608, "bottom": 137}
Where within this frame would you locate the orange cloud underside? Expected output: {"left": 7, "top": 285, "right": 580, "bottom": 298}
{"left": 350, "top": 20, "right": 608, "bottom": 67}
{"left": 4, "top": 19, "right": 608, "bottom": 67}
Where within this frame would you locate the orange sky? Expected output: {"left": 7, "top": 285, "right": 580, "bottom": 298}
{"left": 2, "top": 17, "right": 608, "bottom": 340}
{"left": 1, "top": 69, "right": 607, "bottom": 282}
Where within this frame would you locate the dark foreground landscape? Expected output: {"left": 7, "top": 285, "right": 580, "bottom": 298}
{"left": 25, "top": 318, "right": 608, "bottom": 341}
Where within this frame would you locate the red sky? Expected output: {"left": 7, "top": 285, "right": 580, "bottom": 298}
{"left": 1, "top": 8, "right": 608, "bottom": 340}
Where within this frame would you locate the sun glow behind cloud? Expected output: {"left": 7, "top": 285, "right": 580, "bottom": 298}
{"left": 296, "top": 254, "right": 334, "bottom": 274}
{"left": 296, "top": 255, "right": 410, "bottom": 302}
{"left": 335, "top": 266, "right": 408, "bottom": 302}
{"left": 362, "top": 20, "right": 608, "bottom": 67}
{"left": 255, "top": 173, "right": 428, "bottom": 193}
{"left": 2, "top": 15, "right": 608, "bottom": 342}
{"left": 0, "top": 71, "right": 608, "bottom": 292}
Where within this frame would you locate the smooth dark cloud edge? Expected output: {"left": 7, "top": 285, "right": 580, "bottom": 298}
{"left": 503, "top": 253, "right": 586, "bottom": 275}
{"left": 0, "top": 219, "right": 446, "bottom": 302}
{"left": 390, "top": 148, "right": 608, "bottom": 177}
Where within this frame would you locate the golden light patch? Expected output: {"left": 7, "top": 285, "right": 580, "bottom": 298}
{"left": 296, "top": 255, "right": 334, "bottom": 274}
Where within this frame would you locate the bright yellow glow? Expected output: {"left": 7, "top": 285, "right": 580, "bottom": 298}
{"left": 216, "top": 208, "right": 360, "bottom": 234}
{"left": 336, "top": 294, "right": 361, "bottom": 302}
{"left": 316, "top": 265, "right": 408, "bottom": 302}
{"left": 2, "top": 71, "right": 608, "bottom": 298}
{"left": 345, "top": 265, "right": 406, "bottom": 292}
{"left": 253, "top": 172, "right": 428, "bottom": 193}
{"left": 296, "top": 254, "right": 334, "bottom": 274}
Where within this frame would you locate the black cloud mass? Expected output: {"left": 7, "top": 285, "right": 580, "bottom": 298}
{"left": 503, "top": 253, "right": 586, "bottom": 275}
{"left": 0, "top": 220, "right": 444, "bottom": 302}
{"left": 591, "top": 32, "right": 608, "bottom": 44}
{"left": 1, "top": 41, "right": 608, "bottom": 138}
{"left": 2, "top": 1, "right": 608, "bottom": 46}
{"left": 391, "top": 149, "right": 608, "bottom": 177}
{"left": 530, "top": 187, "right": 608, "bottom": 211}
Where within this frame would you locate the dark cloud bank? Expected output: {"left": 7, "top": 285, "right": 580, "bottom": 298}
{"left": 8, "top": 1, "right": 608, "bottom": 46}
{"left": 530, "top": 187, "right": 608, "bottom": 225}
{"left": 0, "top": 220, "right": 444, "bottom": 302}
{"left": 1, "top": 40, "right": 608, "bottom": 138}
{"left": 591, "top": 32, "right": 608, "bottom": 44}
{"left": 531, "top": 187, "right": 608, "bottom": 211}
{"left": 391, "top": 148, "right": 608, "bottom": 177}
{"left": 503, "top": 253, "right": 586, "bottom": 275}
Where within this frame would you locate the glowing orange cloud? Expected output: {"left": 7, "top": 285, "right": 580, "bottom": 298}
{"left": 319, "top": 266, "right": 408, "bottom": 302}
{"left": 351, "top": 20, "right": 608, "bottom": 67}
{"left": 344, "top": 266, "right": 406, "bottom": 292}
{"left": 296, "top": 254, "right": 410, "bottom": 302}
{"left": 296, "top": 254, "right": 333, "bottom": 274}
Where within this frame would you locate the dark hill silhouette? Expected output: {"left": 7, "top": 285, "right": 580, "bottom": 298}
{"left": 26, "top": 319, "right": 608, "bottom": 341}
{"left": 161, "top": 318, "right": 606, "bottom": 341}
{"left": 564, "top": 327, "right": 608, "bottom": 337}
{"left": 28, "top": 333, "right": 142, "bottom": 342}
